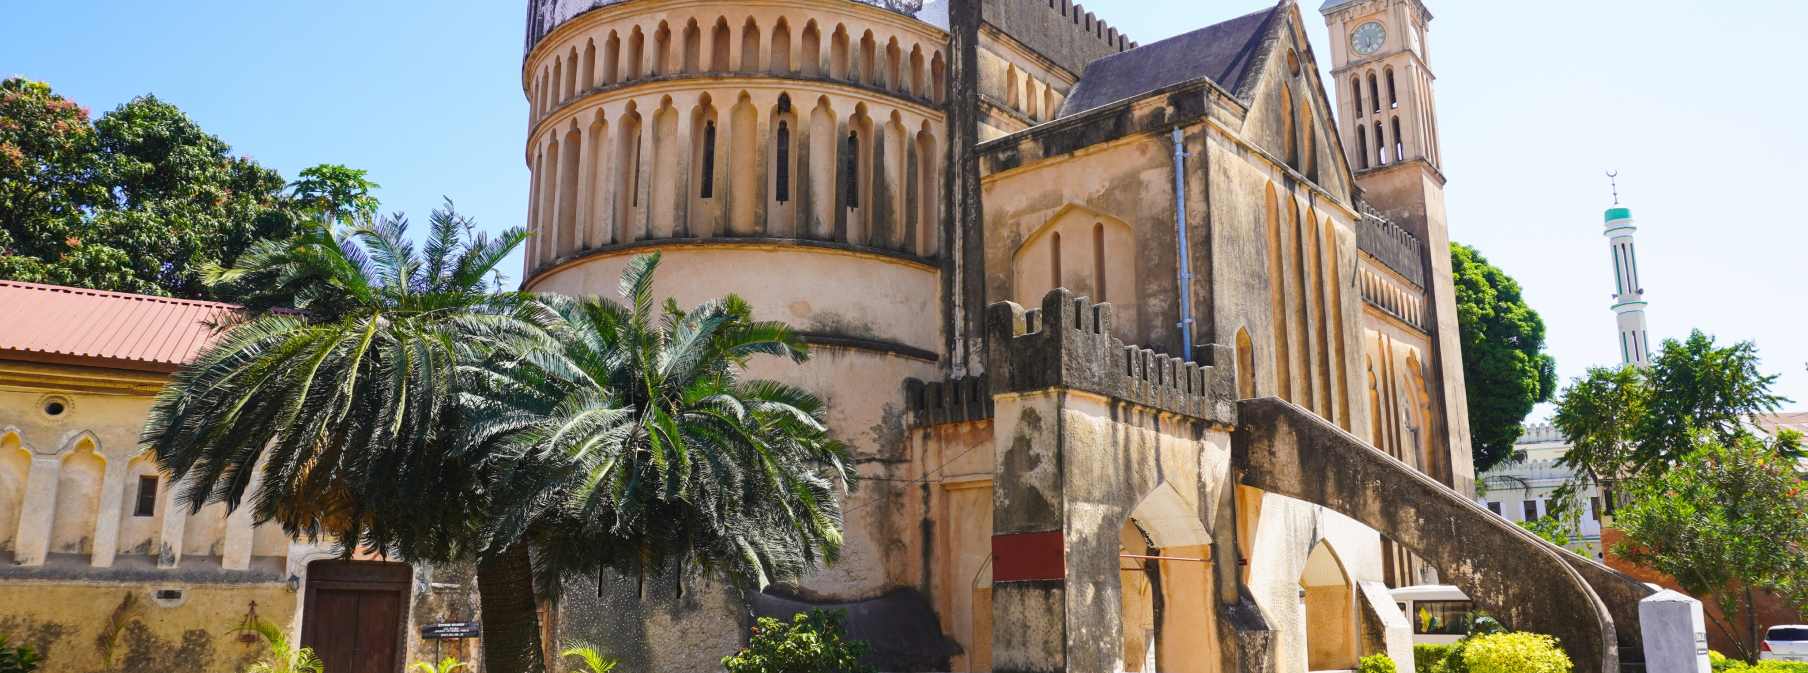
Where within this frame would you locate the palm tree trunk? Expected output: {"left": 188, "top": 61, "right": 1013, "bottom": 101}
{"left": 478, "top": 543, "right": 547, "bottom": 673}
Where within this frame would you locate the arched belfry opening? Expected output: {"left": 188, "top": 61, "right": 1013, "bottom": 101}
{"left": 1300, "top": 541, "right": 1359, "bottom": 672}
{"left": 1118, "top": 482, "right": 1218, "bottom": 673}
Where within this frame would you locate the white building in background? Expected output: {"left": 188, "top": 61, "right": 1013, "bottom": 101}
{"left": 1476, "top": 423, "right": 1607, "bottom": 559}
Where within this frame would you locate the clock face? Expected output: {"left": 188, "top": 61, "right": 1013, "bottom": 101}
{"left": 1352, "top": 21, "right": 1387, "bottom": 56}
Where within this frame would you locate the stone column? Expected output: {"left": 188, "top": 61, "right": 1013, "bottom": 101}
{"left": 156, "top": 475, "right": 189, "bottom": 568}
{"left": 989, "top": 391, "right": 1071, "bottom": 673}
{"left": 90, "top": 456, "right": 128, "bottom": 568}
{"left": 573, "top": 115, "right": 597, "bottom": 253}
{"left": 13, "top": 455, "right": 60, "bottom": 566}
{"left": 220, "top": 472, "right": 259, "bottom": 571}
{"left": 1640, "top": 590, "right": 1711, "bottom": 673}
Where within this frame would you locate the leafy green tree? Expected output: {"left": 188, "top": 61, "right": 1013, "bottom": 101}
{"left": 288, "top": 164, "right": 380, "bottom": 226}
{"left": 461, "top": 254, "right": 853, "bottom": 671}
{"left": 721, "top": 610, "right": 873, "bottom": 673}
{"left": 1613, "top": 433, "right": 1808, "bottom": 663}
{"left": 1, "top": 78, "right": 307, "bottom": 298}
{"left": 1451, "top": 243, "right": 1558, "bottom": 472}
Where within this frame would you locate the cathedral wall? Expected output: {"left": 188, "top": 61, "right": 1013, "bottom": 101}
{"left": 976, "top": 0, "right": 1131, "bottom": 75}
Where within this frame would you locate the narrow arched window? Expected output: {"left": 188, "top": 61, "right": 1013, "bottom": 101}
{"left": 1356, "top": 125, "right": 1369, "bottom": 170}
{"left": 1375, "top": 121, "right": 1386, "bottom": 165}
{"left": 775, "top": 121, "right": 791, "bottom": 203}
{"left": 845, "top": 130, "right": 860, "bottom": 208}
{"left": 1092, "top": 223, "right": 1106, "bottom": 302}
{"left": 1392, "top": 116, "right": 1404, "bottom": 162}
{"left": 1352, "top": 77, "right": 1364, "bottom": 118}
{"left": 1368, "top": 73, "right": 1380, "bottom": 114}
{"left": 1050, "top": 231, "right": 1062, "bottom": 289}
{"left": 1386, "top": 69, "right": 1398, "bottom": 108}
{"left": 700, "top": 120, "right": 717, "bottom": 198}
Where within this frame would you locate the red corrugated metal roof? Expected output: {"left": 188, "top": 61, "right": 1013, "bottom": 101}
{"left": 0, "top": 280, "right": 240, "bottom": 373}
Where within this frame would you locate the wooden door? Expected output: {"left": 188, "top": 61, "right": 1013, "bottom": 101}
{"left": 302, "top": 561, "right": 411, "bottom": 673}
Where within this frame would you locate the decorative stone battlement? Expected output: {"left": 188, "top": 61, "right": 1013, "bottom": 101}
{"left": 984, "top": 288, "right": 1235, "bottom": 425}
{"left": 979, "top": 0, "right": 1135, "bottom": 75}
{"left": 1357, "top": 205, "right": 1425, "bottom": 288}
{"left": 904, "top": 374, "right": 993, "bottom": 426}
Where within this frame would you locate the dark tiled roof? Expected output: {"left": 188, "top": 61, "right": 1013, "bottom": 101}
{"left": 1058, "top": 5, "right": 1281, "bottom": 118}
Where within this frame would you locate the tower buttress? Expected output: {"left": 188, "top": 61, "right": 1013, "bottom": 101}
{"left": 1323, "top": 0, "right": 1475, "bottom": 492}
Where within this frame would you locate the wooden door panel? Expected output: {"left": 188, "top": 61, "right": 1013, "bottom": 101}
{"left": 354, "top": 590, "right": 402, "bottom": 673}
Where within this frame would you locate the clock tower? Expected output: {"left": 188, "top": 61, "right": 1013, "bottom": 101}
{"left": 1323, "top": 0, "right": 1477, "bottom": 491}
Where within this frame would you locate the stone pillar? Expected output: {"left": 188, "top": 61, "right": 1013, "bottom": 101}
{"left": 1640, "top": 590, "right": 1710, "bottom": 673}
{"left": 573, "top": 116, "right": 597, "bottom": 252}
{"left": 989, "top": 391, "right": 1073, "bottom": 673}
{"left": 13, "top": 455, "right": 60, "bottom": 566}
{"left": 90, "top": 456, "right": 128, "bottom": 568}
{"left": 221, "top": 470, "right": 261, "bottom": 571}
{"left": 157, "top": 475, "right": 189, "bottom": 568}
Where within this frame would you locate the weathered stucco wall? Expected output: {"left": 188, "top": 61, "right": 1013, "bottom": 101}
{"left": 0, "top": 583, "right": 294, "bottom": 673}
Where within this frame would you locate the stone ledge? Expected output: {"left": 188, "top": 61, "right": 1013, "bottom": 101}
{"left": 984, "top": 288, "right": 1236, "bottom": 425}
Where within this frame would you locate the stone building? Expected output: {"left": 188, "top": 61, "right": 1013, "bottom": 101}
{"left": 0, "top": 281, "right": 482, "bottom": 673}
{"left": 517, "top": 0, "right": 1657, "bottom": 672}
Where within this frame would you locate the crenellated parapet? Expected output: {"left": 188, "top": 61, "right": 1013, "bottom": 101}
{"left": 984, "top": 288, "right": 1235, "bottom": 425}
{"left": 904, "top": 374, "right": 993, "bottom": 426}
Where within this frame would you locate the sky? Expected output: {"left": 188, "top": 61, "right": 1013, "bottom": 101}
{"left": 5, "top": 0, "right": 1806, "bottom": 412}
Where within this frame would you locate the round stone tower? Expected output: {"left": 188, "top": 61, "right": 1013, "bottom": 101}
{"left": 518, "top": 1, "right": 951, "bottom": 669}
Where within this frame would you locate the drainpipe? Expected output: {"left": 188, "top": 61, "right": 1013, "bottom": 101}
{"left": 1172, "top": 126, "right": 1195, "bottom": 362}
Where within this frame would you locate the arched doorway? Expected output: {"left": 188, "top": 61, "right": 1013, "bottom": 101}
{"left": 1300, "top": 541, "right": 1358, "bottom": 671}
{"left": 302, "top": 560, "right": 411, "bottom": 673}
{"left": 1118, "top": 483, "right": 1218, "bottom": 673}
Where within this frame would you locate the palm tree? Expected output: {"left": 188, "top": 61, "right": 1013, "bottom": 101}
{"left": 461, "top": 252, "right": 853, "bottom": 607}
{"left": 141, "top": 201, "right": 552, "bottom": 671}
{"left": 242, "top": 619, "right": 324, "bottom": 673}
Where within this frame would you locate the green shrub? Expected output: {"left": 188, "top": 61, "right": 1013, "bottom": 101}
{"left": 1414, "top": 643, "right": 1461, "bottom": 673}
{"left": 1460, "top": 632, "right": 1571, "bottom": 673}
{"left": 0, "top": 636, "right": 41, "bottom": 673}
{"left": 1712, "top": 651, "right": 1745, "bottom": 672}
{"left": 1751, "top": 662, "right": 1808, "bottom": 673}
{"left": 722, "top": 610, "right": 873, "bottom": 673}
{"left": 1359, "top": 653, "right": 1398, "bottom": 673}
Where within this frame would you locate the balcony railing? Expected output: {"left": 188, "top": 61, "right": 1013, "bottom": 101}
{"left": 526, "top": 0, "right": 931, "bottom": 53}
{"left": 1356, "top": 208, "right": 1425, "bottom": 288}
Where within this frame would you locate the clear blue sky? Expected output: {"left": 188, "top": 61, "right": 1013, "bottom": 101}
{"left": 6, "top": 0, "right": 1805, "bottom": 410}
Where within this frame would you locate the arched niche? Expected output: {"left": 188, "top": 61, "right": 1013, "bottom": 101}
{"left": 0, "top": 430, "right": 30, "bottom": 554}
{"left": 50, "top": 434, "right": 104, "bottom": 555}
{"left": 1300, "top": 540, "right": 1359, "bottom": 671}
{"left": 1011, "top": 204, "right": 1136, "bottom": 341}
{"left": 1119, "top": 482, "right": 1217, "bottom": 673}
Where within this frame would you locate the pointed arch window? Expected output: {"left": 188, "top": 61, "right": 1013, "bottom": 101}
{"left": 700, "top": 120, "right": 717, "bottom": 198}
{"left": 844, "top": 130, "right": 860, "bottom": 208}
{"left": 775, "top": 121, "right": 791, "bottom": 203}
{"left": 1374, "top": 121, "right": 1387, "bottom": 165}
{"left": 1386, "top": 68, "right": 1398, "bottom": 108}
{"left": 1356, "top": 125, "right": 1369, "bottom": 170}
{"left": 1392, "top": 116, "right": 1404, "bottom": 162}
{"left": 1352, "top": 77, "right": 1364, "bottom": 118}
{"left": 1368, "top": 73, "right": 1381, "bottom": 114}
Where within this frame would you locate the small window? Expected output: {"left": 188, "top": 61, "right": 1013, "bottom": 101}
{"left": 1522, "top": 500, "right": 1538, "bottom": 521}
{"left": 844, "top": 131, "right": 860, "bottom": 208}
{"left": 1413, "top": 601, "right": 1475, "bottom": 636}
{"left": 775, "top": 121, "right": 791, "bottom": 203}
{"left": 134, "top": 476, "right": 158, "bottom": 517}
{"left": 1590, "top": 497, "right": 1602, "bottom": 522}
{"left": 1486, "top": 501, "right": 1501, "bottom": 516}
{"left": 699, "top": 121, "right": 717, "bottom": 198}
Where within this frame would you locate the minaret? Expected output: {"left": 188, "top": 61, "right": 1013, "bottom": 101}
{"left": 1604, "top": 173, "right": 1651, "bottom": 368}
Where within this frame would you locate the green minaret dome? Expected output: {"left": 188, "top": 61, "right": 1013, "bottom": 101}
{"left": 1604, "top": 206, "right": 1632, "bottom": 223}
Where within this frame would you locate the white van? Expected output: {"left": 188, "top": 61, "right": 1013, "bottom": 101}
{"left": 1391, "top": 585, "right": 1476, "bottom": 645}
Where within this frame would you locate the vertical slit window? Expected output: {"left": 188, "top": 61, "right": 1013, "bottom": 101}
{"left": 1051, "top": 231, "right": 1062, "bottom": 289}
{"left": 1356, "top": 126, "right": 1369, "bottom": 169}
{"left": 776, "top": 121, "right": 791, "bottom": 203}
{"left": 134, "top": 476, "right": 158, "bottom": 517}
{"left": 1092, "top": 223, "right": 1106, "bottom": 301}
{"left": 630, "top": 136, "right": 642, "bottom": 207}
{"left": 1392, "top": 117, "right": 1404, "bottom": 161}
{"left": 1375, "top": 122, "right": 1386, "bottom": 165}
{"left": 845, "top": 131, "right": 860, "bottom": 208}
{"left": 700, "top": 121, "right": 717, "bottom": 198}
{"left": 1368, "top": 73, "right": 1380, "bottom": 114}
{"left": 1387, "top": 69, "right": 1398, "bottom": 108}
{"left": 1352, "top": 77, "right": 1364, "bottom": 118}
